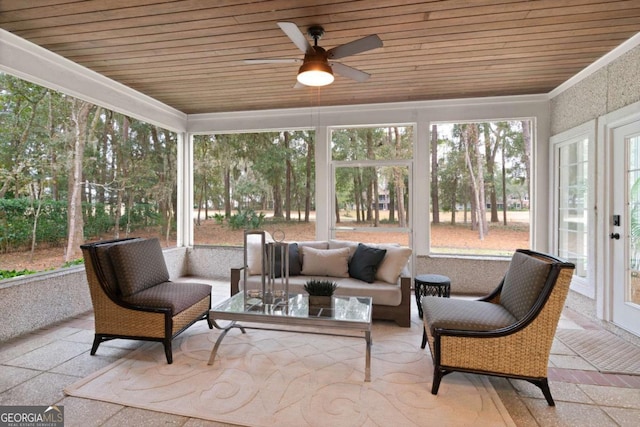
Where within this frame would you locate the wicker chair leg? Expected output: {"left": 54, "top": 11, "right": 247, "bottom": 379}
{"left": 431, "top": 368, "right": 444, "bottom": 395}
{"left": 421, "top": 329, "right": 427, "bottom": 349}
{"left": 90, "top": 335, "right": 102, "bottom": 355}
{"left": 527, "top": 378, "right": 555, "bottom": 406}
{"left": 163, "top": 340, "right": 173, "bottom": 364}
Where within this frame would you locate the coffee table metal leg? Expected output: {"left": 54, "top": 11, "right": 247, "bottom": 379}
{"left": 208, "top": 320, "right": 244, "bottom": 366}
{"left": 365, "top": 330, "right": 371, "bottom": 382}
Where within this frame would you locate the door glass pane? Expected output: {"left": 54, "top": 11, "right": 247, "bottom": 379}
{"left": 627, "top": 135, "right": 640, "bottom": 305}
{"left": 557, "top": 138, "right": 589, "bottom": 278}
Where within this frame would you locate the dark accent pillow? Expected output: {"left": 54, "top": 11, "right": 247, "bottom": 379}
{"left": 108, "top": 238, "right": 170, "bottom": 297}
{"left": 271, "top": 243, "right": 301, "bottom": 277}
{"left": 348, "top": 243, "right": 387, "bottom": 283}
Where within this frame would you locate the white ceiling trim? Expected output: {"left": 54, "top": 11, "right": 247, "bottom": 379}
{"left": 0, "top": 30, "right": 187, "bottom": 132}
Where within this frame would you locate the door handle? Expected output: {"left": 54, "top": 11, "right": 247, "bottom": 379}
{"left": 610, "top": 233, "right": 620, "bottom": 240}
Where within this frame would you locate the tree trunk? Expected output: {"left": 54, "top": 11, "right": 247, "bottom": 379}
{"left": 450, "top": 174, "right": 457, "bottom": 224}
{"left": 354, "top": 173, "right": 362, "bottom": 223}
{"left": 366, "top": 130, "right": 379, "bottom": 226}
{"left": 388, "top": 185, "right": 395, "bottom": 222}
{"left": 224, "top": 167, "right": 231, "bottom": 217}
{"left": 463, "top": 125, "right": 487, "bottom": 240}
{"left": 394, "top": 128, "right": 406, "bottom": 227}
{"left": 502, "top": 135, "right": 508, "bottom": 226}
{"left": 304, "top": 134, "right": 313, "bottom": 222}
{"left": 65, "top": 99, "right": 92, "bottom": 262}
{"left": 431, "top": 124, "right": 440, "bottom": 223}
{"left": 29, "top": 181, "right": 43, "bottom": 261}
{"left": 284, "top": 131, "right": 292, "bottom": 221}
{"left": 521, "top": 120, "right": 532, "bottom": 201}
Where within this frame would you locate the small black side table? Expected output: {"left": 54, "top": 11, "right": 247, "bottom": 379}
{"left": 415, "top": 274, "right": 451, "bottom": 349}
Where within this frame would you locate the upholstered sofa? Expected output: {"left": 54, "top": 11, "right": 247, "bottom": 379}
{"left": 230, "top": 234, "right": 412, "bottom": 327}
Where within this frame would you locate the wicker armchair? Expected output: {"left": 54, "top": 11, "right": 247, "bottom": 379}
{"left": 81, "top": 237, "right": 213, "bottom": 363}
{"left": 422, "top": 249, "right": 575, "bottom": 406}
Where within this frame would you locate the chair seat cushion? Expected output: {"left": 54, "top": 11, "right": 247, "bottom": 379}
{"left": 422, "top": 297, "right": 517, "bottom": 333}
{"left": 122, "top": 281, "right": 211, "bottom": 315}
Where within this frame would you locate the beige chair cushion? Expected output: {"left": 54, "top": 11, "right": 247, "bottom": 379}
{"left": 300, "top": 246, "right": 350, "bottom": 277}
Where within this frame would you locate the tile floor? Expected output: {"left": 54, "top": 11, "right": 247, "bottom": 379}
{"left": 1, "top": 280, "right": 639, "bottom": 426}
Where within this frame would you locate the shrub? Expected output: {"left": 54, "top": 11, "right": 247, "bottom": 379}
{"left": 0, "top": 269, "right": 37, "bottom": 279}
{"left": 304, "top": 280, "right": 338, "bottom": 296}
{"left": 228, "top": 208, "right": 265, "bottom": 230}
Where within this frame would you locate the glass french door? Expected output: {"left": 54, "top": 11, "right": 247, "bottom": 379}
{"left": 611, "top": 120, "right": 640, "bottom": 336}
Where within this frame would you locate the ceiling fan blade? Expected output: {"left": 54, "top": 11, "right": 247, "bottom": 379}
{"left": 330, "top": 62, "right": 371, "bottom": 82}
{"left": 327, "top": 35, "right": 383, "bottom": 59}
{"left": 278, "top": 22, "right": 313, "bottom": 53}
{"left": 293, "top": 81, "right": 306, "bottom": 89}
{"left": 244, "top": 58, "right": 300, "bottom": 64}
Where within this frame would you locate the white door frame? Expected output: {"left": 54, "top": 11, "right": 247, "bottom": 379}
{"left": 597, "top": 100, "right": 640, "bottom": 323}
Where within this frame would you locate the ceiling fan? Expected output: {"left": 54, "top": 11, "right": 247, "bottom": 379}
{"left": 244, "top": 22, "right": 383, "bottom": 87}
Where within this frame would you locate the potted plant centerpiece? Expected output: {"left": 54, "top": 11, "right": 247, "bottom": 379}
{"left": 304, "top": 280, "right": 338, "bottom": 311}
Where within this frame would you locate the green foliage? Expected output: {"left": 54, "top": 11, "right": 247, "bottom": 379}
{"left": 0, "top": 269, "right": 37, "bottom": 279}
{"left": 304, "top": 279, "right": 338, "bottom": 296}
{"left": 213, "top": 213, "right": 225, "bottom": 224}
{"left": 228, "top": 208, "right": 265, "bottom": 230}
{"left": 0, "top": 198, "right": 68, "bottom": 251}
{"left": 61, "top": 258, "right": 84, "bottom": 268}
{"left": 0, "top": 198, "right": 166, "bottom": 253}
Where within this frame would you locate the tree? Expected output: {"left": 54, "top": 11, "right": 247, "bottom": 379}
{"left": 65, "top": 99, "right": 93, "bottom": 261}
{"left": 392, "top": 127, "right": 406, "bottom": 227}
{"left": 431, "top": 124, "right": 440, "bottom": 223}
{"left": 462, "top": 124, "right": 488, "bottom": 239}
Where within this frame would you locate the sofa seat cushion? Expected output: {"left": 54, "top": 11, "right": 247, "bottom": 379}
{"left": 122, "top": 281, "right": 212, "bottom": 315}
{"left": 423, "top": 297, "right": 517, "bottom": 334}
{"left": 240, "top": 275, "right": 402, "bottom": 306}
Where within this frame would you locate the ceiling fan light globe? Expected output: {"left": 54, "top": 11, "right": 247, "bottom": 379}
{"left": 297, "top": 61, "right": 334, "bottom": 87}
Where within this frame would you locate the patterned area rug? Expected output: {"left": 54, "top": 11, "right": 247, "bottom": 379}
{"left": 65, "top": 320, "right": 514, "bottom": 427}
{"left": 556, "top": 329, "right": 640, "bottom": 375}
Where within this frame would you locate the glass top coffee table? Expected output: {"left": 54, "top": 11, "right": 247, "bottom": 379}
{"left": 207, "top": 292, "right": 373, "bottom": 381}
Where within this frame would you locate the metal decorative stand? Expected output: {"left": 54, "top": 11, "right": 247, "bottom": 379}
{"left": 243, "top": 230, "right": 290, "bottom": 310}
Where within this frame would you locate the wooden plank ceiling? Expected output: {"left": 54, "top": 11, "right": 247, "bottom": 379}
{"left": 1, "top": 0, "right": 639, "bottom": 114}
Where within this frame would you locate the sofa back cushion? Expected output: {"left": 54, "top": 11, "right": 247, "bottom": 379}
{"left": 270, "top": 242, "right": 302, "bottom": 277}
{"left": 246, "top": 232, "right": 274, "bottom": 275}
{"left": 348, "top": 243, "right": 387, "bottom": 283}
{"left": 300, "top": 246, "right": 350, "bottom": 277}
{"left": 374, "top": 245, "right": 412, "bottom": 284}
{"left": 108, "top": 238, "right": 170, "bottom": 297}
{"left": 500, "top": 251, "right": 552, "bottom": 320}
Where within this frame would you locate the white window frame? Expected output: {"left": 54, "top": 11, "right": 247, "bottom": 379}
{"left": 550, "top": 120, "right": 596, "bottom": 298}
